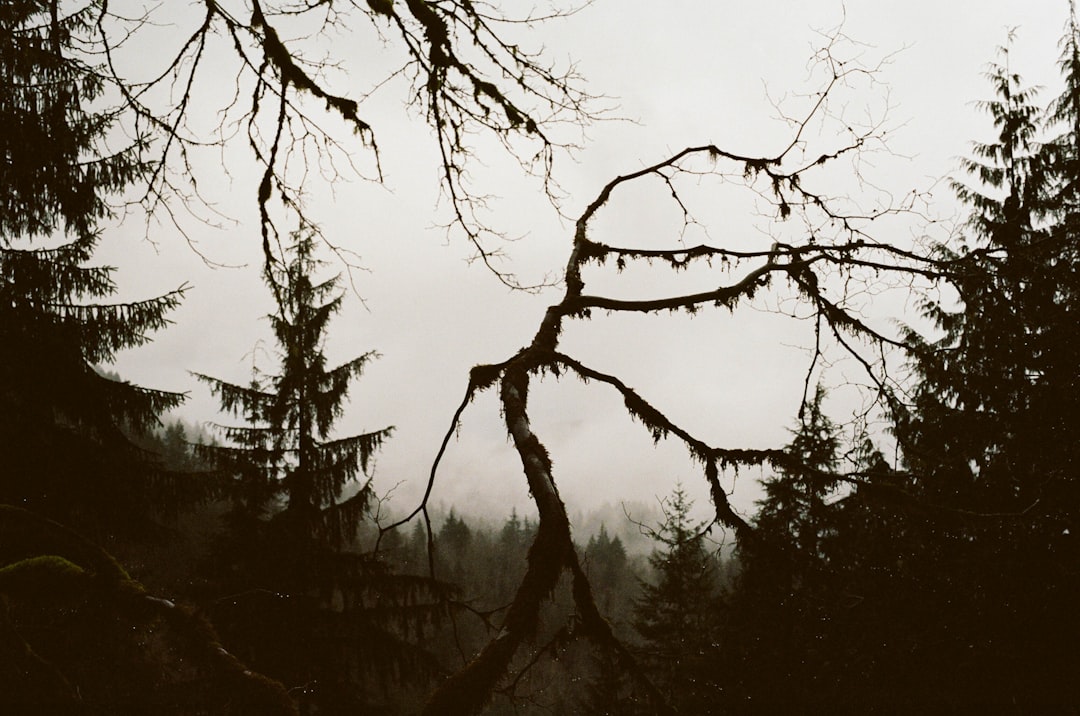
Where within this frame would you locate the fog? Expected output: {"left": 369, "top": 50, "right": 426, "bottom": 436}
{"left": 103, "top": 1, "right": 1063, "bottom": 525}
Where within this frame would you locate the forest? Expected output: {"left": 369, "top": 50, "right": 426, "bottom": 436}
{"left": 3, "top": 0, "right": 1080, "bottom": 713}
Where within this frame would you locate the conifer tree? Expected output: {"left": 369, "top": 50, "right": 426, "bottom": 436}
{"left": 720, "top": 387, "right": 846, "bottom": 711}
{"left": 899, "top": 40, "right": 1046, "bottom": 541}
{"left": 579, "top": 525, "right": 644, "bottom": 715}
{"left": 1036, "top": 2, "right": 1080, "bottom": 535}
{"left": 897, "top": 35, "right": 1051, "bottom": 516}
{"left": 0, "top": 1, "right": 192, "bottom": 541}
{"left": 584, "top": 524, "right": 630, "bottom": 618}
{"left": 632, "top": 486, "right": 722, "bottom": 715}
{"left": 0, "top": 4, "right": 295, "bottom": 709}
{"left": 436, "top": 510, "right": 473, "bottom": 580}
{"left": 197, "top": 229, "right": 391, "bottom": 551}
{"left": 718, "top": 28, "right": 1080, "bottom": 712}
{"left": 195, "top": 227, "right": 447, "bottom": 713}
{"left": 753, "top": 386, "right": 841, "bottom": 572}
{"left": 886, "top": 29, "right": 1080, "bottom": 706}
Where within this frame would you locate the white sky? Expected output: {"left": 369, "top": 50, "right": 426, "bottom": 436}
{"left": 102, "top": 1, "right": 1066, "bottom": 528}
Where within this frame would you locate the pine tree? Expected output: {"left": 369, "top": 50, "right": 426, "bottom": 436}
{"left": 578, "top": 525, "right": 645, "bottom": 715}
{"left": 754, "top": 385, "right": 841, "bottom": 572}
{"left": 436, "top": 510, "right": 473, "bottom": 581}
{"left": 1036, "top": 2, "right": 1080, "bottom": 537}
{"left": 632, "top": 485, "right": 722, "bottom": 715}
{"left": 197, "top": 229, "right": 391, "bottom": 550}
{"left": 898, "top": 35, "right": 1051, "bottom": 517}
{"left": 0, "top": 2, "right": 148, "bottom": 241}
{"left": 195, "top": 227, "right": 449, "bottom": 713}
{"left": 720, "top": 387, "right": 848, "bottom": 712}
{"left": 584, "top": 524, "right": 630, "bottom": 619}
{"left": 0, "top": 1, "right": 193, "bottom": 541}
{"left": 887, "top": 29, "right": 1080, "bottom": 706}
{"left": 0, "top": 4, "right": 295, "bottom": 709}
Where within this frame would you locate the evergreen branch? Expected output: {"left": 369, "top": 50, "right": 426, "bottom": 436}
{"left": 192, "top": 373, "right": 276, "bottom": 418}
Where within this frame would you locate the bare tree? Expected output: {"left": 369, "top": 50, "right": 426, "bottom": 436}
{"left": 399, "top": 30, "right": 964, "bottom": 714}
{"left": 58, "top": 0, "right": 602, "bottom": 280}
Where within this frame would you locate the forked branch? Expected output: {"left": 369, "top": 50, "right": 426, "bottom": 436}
{"left": 416, "top": 29, "right": 951, "bottom": 713}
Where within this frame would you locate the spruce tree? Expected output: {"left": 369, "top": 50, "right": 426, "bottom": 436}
{"left": 0, "top": 4, "right": 294, "bottom": 709}
{"left": 721, "top": 387, "right": 846, "bottom": 712}
{"left": 632, "top": 485, "right": 722, "bottom": 715}
{"left": 0, "top": 2, "right": 147, "bottom": 241}
{"left": 579, "top": 526, "right": 644, "bottom": 715}
{"left": 584, "top": 524, "right": 630, "bottom": 619}
{"left": 0, "top": 1, "right": 192, "bottom": 541}
{"left": 195, "top": 228, "right": 445, "bottom": 713}
{"left": 197, "top": 229, "right": 391, "bottom": 550}
{"left": 887, "top": 30, "right": 1080, "bottom": 706}
{"left": 1037, "top": 2, "right": 1080, "bottom": 536}
{"left": 723, "top": 28, "right": 1080, "bottom": 712}
{"left": 753, "top": 386, "right": 841, "bottom": 574}
{"left": 898, "top": 36, "right": 1051, "bottom": 516}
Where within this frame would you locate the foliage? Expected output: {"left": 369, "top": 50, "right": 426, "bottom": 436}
{"left": 195, "top": 228, "right": 447, "bottom": 713}
{"left": 718, "top": 19, "right": 1080, "bottom": 712}
{"left": 198, "top": 229, "right": 391, "bottom": 548}
{"left": 583, "top": 524, "right": 632, "bottom": 626}
{"left": 0, "top": 1, "right": 198, "bottom": 541}
{"left": 0, "top": 5, "right": 289, "bottom": 709}
{"left": 411, "top": 13, "right": 1080, "bottom": 712}
{"left": 413, "top": 28, "right": 927, "bottom": 713}
{"left": 5, "top": 0, "right": 586, "bottom": 711}
{"left": 400, "top": 510, "right": 652, "bottom": 716}
{"left": 12, "top": 2, "right": 1080, "bottom": 712}
{"left": 721, "top": 387, "right": 862, "bottom": 711}
{"left": 0, "top": 1, "right": 147, "bottom": 240}
{"left": 631, "top": 486, "right": 723, "bottom": 715}
{"left": 881, "top": 24, "right": 1080, "bottom": 707}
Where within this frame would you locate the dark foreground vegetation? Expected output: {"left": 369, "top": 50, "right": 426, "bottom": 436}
{"left": 3, "top": 1, "right": 1080, "bottom": 713}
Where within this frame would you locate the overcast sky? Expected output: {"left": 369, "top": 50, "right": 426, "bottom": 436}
{"left": 101, "top": 1, "right": 1066, "bottom": 527}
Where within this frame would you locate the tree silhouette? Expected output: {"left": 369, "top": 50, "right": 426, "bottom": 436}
{"left": 881, "top": 27, "right": 1080, "bottom": 707}
{"left": 50, "top": 0, "right": 603, "bottom": 282}
{"left": 4, "top": 2, "right": 601, "bottom": 710}
{"left": 722, "top": 386, "right": 859, "bottom": 712}
{"left": 198, "top": 228, "right": 391, "bottom": 550}
{"left": 0, "top": 0, "right": 197, "bottom": 542}
{"left": 408, "top": 28, "right": 951, "bottom": 714}
{"left": 584, "top": 524, "right": 630, "bottom": 621}
{"left": 195, "top": 227, "right": 451, "bottom": 712}
{"left": 632, "top": 486, "right": 722, "bottom": 715}
{"left": 0, "top": 4, "right": 298, "bottom": 709}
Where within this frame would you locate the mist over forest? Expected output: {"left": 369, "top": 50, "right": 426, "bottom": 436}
{"left": 3, "top": 1, "right": 1080, "bottom": 714}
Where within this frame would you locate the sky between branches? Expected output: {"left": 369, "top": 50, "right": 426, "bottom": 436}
{"left": 102, "top": 0, "right": 1064, "bottom": 524}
